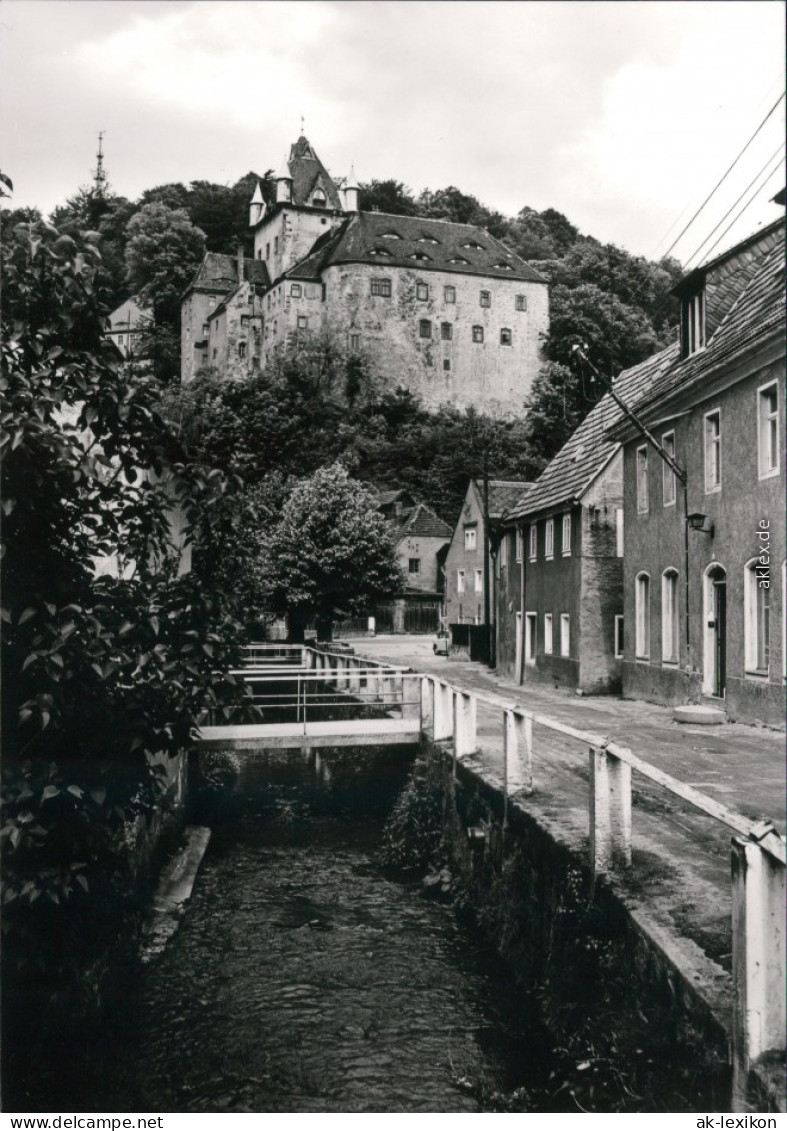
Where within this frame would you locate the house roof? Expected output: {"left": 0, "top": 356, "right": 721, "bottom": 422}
{"left": 287, "top": 211, "right": 547, "bottom": 284}
{"left": 395, "top": 503, "right": 453, "bottom": 541}
{"left": 625, "top": 237, "right": 784, "bottom": 421}
{"left": 505, "top": 341, "right": 680, "bottom": 522}
{"left": 481, "top": 479, "right": 533, "bottom": 518}
{"left": 375, "top": 488, "right": 416, "bottom": 509}
{"left": 184, "top": 253, "right": 270, "bottom": 297}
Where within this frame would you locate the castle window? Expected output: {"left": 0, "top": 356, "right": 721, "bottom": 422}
{"left": 266, "top": 243, "right": 270, "bottom": 258}
{"left": 297, "top": 315, "right": 308, "bottom": 330}
{"left": 515, "top": 294, "right": 527, "bottom": 311}
{"left": 441, "top": 322, "right": 453, "bottom": 341}
{"left": 444, "top": 285, "right": 456, "bottom": 303}
{"left": 212, "top": 348, "right": 217, "bottom": 360}
{"left": 291, "top": 284, "right": 302, "bottom": 297}
{"left": 472, "top": 325, "right": 484, "bottom": 343}
{"left": 500, "top": 328, "right": 512, "bottom": 346}
{"left": 416, "top": 282, "right": 429, "bottom": 301}
{"left": 443, "top": 359, "right": 451, "bottom": 371}
{"left": 419, "top": 319, "right": 432, "bottom": 339}
{"left": 370, "top": 278, "right": 392, "bottom": 297}
{"left": 480, "top": 291, "right": 491, "bottom": 308}
{"left": 274, "top": 236, "right": 279, "bottom": 254}
{"left": 350, "top": 333, "right": 361, "bottom": 350}
{"left": 202, "top": 322, "right": 209, "bottom": 335}
{"left": 238, "top": 341, "right": 247, "bottom": 359}
{"left": 240, "top": 315, "right": 250, "bottom": 327}
{"left": 321, "top": 283, "right": 326, "bottom": 301}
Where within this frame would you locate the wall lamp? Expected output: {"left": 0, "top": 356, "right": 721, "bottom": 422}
{"left": 687, "top": 512, "right": 714, "bottom": 536}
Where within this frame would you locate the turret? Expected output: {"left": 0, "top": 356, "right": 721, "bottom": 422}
{"left": 275, "top": 156, "right": 293, "bottom": 204}
{"left": 249, "top": 181, "right": 265, "bottom": 227}
{"left": 342, "top": 165, "right": 360, "bottom": 213}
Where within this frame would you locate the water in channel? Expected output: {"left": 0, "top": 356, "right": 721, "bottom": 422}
{"left": 104, "top": 749, "right": 538, "bottom": 1113}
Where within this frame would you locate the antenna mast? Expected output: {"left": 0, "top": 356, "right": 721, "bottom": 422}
{"left": 94, "top": 131, "right": 107, "bottom": 198}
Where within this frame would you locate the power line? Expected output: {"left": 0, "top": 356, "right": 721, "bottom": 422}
{"left": 680, "top": 141, "right": 785, "bottom": 274}
{"left": 696, "top": 151, "right": 785, "bottom": 267}
{"left": 657, "top": 92, "right": 784, "bottom": 262}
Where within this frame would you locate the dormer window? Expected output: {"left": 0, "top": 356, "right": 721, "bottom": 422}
{"left": 417, "top": 235, "right": 439, "bottom": 244}
{"left": 409, "top": 252, "right": 432, "bottom": 261}
{"left": 381, "top": 231, "right": 402, "bottom": 240}
{"left": 448, "top": 256, "right": 469, "bottom": 265}
{"left": 461, "top": 240, "right": 484, "bottom": 250}
{"left": 370, "top": 248, "right": 392, "bottom": 257}
{"left": 312, "top": 188, "right": 326, "bottom": 206}
{"left": 493, "top": 262, "right": 513, "bottom": 271}
{"left": 681, "top": 286, "right": 706, "bottom": 357}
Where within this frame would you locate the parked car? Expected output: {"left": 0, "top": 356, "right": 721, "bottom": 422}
{"left": 433, "top": 628, "right": 449, "bottom": 656}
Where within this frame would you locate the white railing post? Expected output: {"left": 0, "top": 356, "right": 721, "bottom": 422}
{"left": 304, "top": 647, "right": 314, "bottom": 669}
{"left": 421, "top": 676, "right": 435, "bottom": 737}
{"left": 731, "top": 836, "right": 787, "bottom": 1107}
{"left": 504, "top": 709, "right": 533, "bottom": 799}
{"left": 433, "top": 681, "right": 453, "bottom": 742}
{"left": 348, "top": 658, "right": 361, "bottom": 695}
{"left": 454, "top": 690, "right": 477, "bottom": 765}
{"left": 589, "top": 745, "right": 632, "bottom": 875}
{"left": 336, "top": 655, "right": 347, "bottom": 690}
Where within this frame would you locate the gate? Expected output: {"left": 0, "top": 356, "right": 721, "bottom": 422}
{"left": 404, "top": 602, "right": 440, "bottom": 634}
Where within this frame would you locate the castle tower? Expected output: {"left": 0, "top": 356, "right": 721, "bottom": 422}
{"left": 275, "top": 156, "right": 292, "bottom": 204}
{"left": 249, "top": 181, "right": 266, "bottom": 227}
{"left": 342, "top": 166, "right": 360, "bottom": 213}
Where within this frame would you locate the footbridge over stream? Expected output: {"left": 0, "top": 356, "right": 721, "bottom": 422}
{"left": 197, "top": 643, "right": 786, "bottom": 1111}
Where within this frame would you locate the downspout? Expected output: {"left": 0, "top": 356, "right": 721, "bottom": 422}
{"left": 518, "top": 522, "right": 526, "bottom": 685}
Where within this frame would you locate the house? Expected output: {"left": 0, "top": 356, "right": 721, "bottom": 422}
{"left": 444, "top": 478, "right": 531, "bottom": 627}
{"left": 182, "top": 135, "right": 550, "bottom": 416}
{"left": 373, "top": 490, "right": 452, "bottom": 632}
{"left": 608, "top": 216, "right": 784, "bottom": 725}
{"left": 181, "top": 249, "right": 270, "bottom": 382}
{"left": 496, "top": 344, "right": 678, "bottom": 692}
{"left": 107, "top": 296, "right": 151, "bottom": 358}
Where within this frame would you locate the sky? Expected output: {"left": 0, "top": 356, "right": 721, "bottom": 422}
{"left": 1, "top": 0, "right": 784, "bottom": 264}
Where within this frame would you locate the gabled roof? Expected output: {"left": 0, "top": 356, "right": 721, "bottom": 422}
{"left": 375, "top": 488, "right": 417, "bottom": 510}
{"left": 396, "top": 503, "right": 453, "bottom": 540}
{"left": 184, "top": 253, "right": 270, "bottom": 297}
{"left": 625, "top": 238, "right": 785, "bottom": 420}
{"left": 506, "top": 342, "right": 679, "bottom": 522}
{"left": 286, "top": 135, "right": 344, "bottom": 210}
{"left": 483, "top": 479, "right": 533, "bottom": 518}
{"left": 287, "top": 211, "right": 547, "bottom": 284}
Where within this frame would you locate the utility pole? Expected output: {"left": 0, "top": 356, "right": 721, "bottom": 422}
{"left": 571, "top": 344, "right": 692, "bottom": 659}
{"left": 482, "top": 442, "right": 492, "bottom": 666}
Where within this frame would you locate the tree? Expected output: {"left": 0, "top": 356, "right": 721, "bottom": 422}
{"left": 259, "top": 465, "right": 403, "bottom": 640}
{"left": 0, "top": 217, "right": 249, "bottom": 996}
{"left": 546, "top": 282, "right": 664, "bottom": 376}
{"left": 359, "top": 179, "right": 418, "bottom": 216}
{"left": 125, "top": 203, "right": 206, "bottom": 381}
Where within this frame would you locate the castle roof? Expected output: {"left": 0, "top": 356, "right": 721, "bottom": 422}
{"left": 287, "top": 211, "right": 547, "bottom": 284}
{"left": 184, "top": 252, "right": 270, "bottom": 297}
{"left": 286, "top": 135, "right": 343, "bottom": 210}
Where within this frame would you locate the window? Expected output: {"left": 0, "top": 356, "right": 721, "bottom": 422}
{"left": 410, "top": 252, "right": 432, "bottom": 262}
{"left": 416, "top": 281, "right": 429, "bottom": 301}
{"left": 704, "top": 410, "right": 721, "bottom": 492}
{"left": 480, "top": 290, "right": 491, "bottom": 308}
{"left": 321, "top": 283, "right": 327, "bottom": 302}
{"left": 256, "top": 249, "right": 262, "bottom": 259}
{"left": 525, "top": 613, "right": 537, "bottom": 664}
{"left": 238, "top": 341, "right": 247, "bottom": 359}
{"left": 682, "top": 288, "right": 705, "bottom": 357}
{"left": 561, "top": 513, "right": 571, "bottom": 556}
{"left": 745, "top": 560, "right": 770, "bottom": 673}
{"left": 472, "top": 325, "right": 484, "bottom": 343}
{"left": 291, "top": 284, "right": 302, "bottom": 297}
{"left": 515, "top": 527, "right": 523, "bottom": 563}
{"left": 662, "top": 431, "right": 676, "bottom": 507}
{"left": 499, "top": 534, "right": 508, "bottom": 569}
{"left": 240, "top": 315, "right": 250, "bottom": 328}
{"left": 615, "top": 508, "right": 624, "bottom": 557}
{"left": 474, "top": 568, "right": 483, "bottom": 593}
{"left": 202, "top": 322, "right": 209, "bottom": 335}
{"left": 636, "top": 446, "right": 649, "bottom": 513}
{"left": 408, "top": 558, "right": 420, "bottom": 575}
{"left": 212, "top": 348, "right": 217, "bottom": 360}
{"left": 417, "top": 235, "right": 439, "bottom": 244}
{"left": 443, "top": 359, "right": 451, "bottom": 371}
{"left": 758, "top": 382, "right": 779, "bottom": 478}
{"left": 419, "top": 319, "right": 432, "bottom": 339}
{"left": 457, "top": 569, "right": 466, "bottom": 594}
{"left": 545, "top": 518, "right": 554, "bottom": 559}
{"left": 515, "top": 294, "right": 527, "bottom": 312}
{"left": 635, "top": 573, "right": 650, "bottom": 659}
{"left": 312, "top": 189, "right": 326, "bottom": 206}
{"left": 444, "top": 285, "right": 456, "bottom": 303}
{"left": 274, "top": 236, "right": 279, "bottom": 254}
{"left": 297, "top": 315, "right": 308, "bottom": 330}
{"left": 661, "top": 570, "right": 679, "bottom": 663}
{"left": 529, "top": 525, "right": 537, "bottom": 561}
{"left": 266, "top": 242, "right": 270, "bottom": 259}
{"left": 349, "top": 333, "right": 361, "bottom": 351}
{"left": 544, "top": 613, "right": 553, "bottom": 655}
{"left": 381, "top": 231, "right": 402, "bottom": 240}
{"left": 560, "top": 614, "right": 570, "bottom": 657}
{"left": 464, "top": 527, "right": 477, "bottom": 551}
{"left": 500, "top": 328, "right": 512, "bottom": 346}
{"left": 370, "top": 278, "right": 392, "bottom": 297}
{"left": 441, "top": 322, "right": 453, "bottom": 341}
{"left": 614, "top": 615, "right": 624, "bottom": 659}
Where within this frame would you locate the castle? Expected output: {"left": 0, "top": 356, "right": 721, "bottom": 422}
{"left": 181, "top": 135, "right": 549, "bottom": 415}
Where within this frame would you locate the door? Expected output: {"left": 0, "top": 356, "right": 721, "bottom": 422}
{"left": 712, "top": 577, "right": 726, "bottom": 697}
{"left": 515, "top": 612, "right": 523, "bottom": 679}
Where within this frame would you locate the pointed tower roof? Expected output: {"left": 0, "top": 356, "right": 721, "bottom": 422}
{"left": 250, "top": 181, "right": 265, "bottom": 204}
{"left": 276, "top": 155, "right": 292, "bottom": 181}
{"left": 345, "top": 165, "right": 359, "bottom": 190}
{"left": 282, "top": 135, "right": 343, "bottom": 210}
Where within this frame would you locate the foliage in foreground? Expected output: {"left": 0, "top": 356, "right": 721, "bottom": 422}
{"left": 0, "top": 217, "right": 251, "bottom": 977}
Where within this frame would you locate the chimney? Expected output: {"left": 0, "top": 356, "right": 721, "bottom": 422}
{"left": 237, "top": 245, "right": 245, "bottom": 283}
